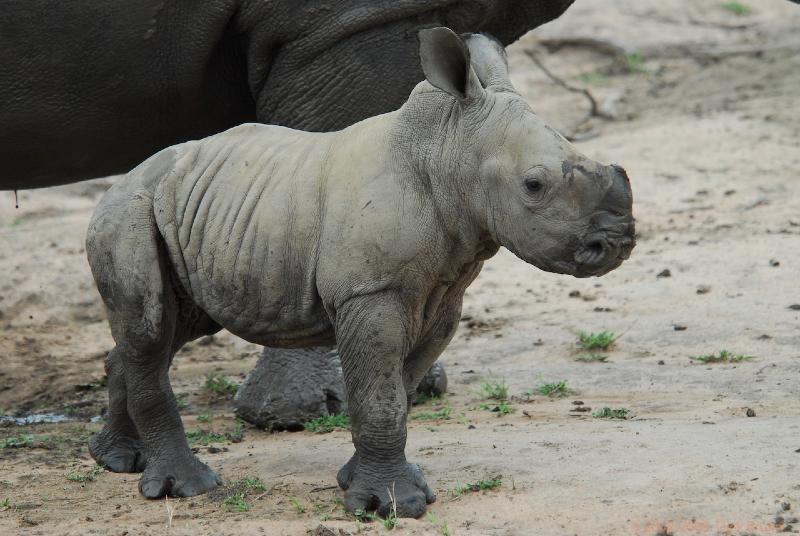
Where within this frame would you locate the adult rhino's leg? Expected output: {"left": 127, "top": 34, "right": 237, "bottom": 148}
{"left": 233, "top": 347, "right": 446, "bottom": 430}
{"left": 89, "top": 349, "right": 145, "bottom": 473}
{"left": 234, "top": 346, "right": 347, "bottom": 431}
{"left": 87, "top": 187, "right": 221, "bottom": 498}
{"left": 334, "top": 293, "right": 435, "bottom": 519}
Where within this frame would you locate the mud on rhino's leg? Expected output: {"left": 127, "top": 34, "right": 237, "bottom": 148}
{"left": 86, "top": 189, "right": 221, "bottom": 498}
{"left": 89, "top": 348, "right": 145, "bottom": 473}
{"left": 334, "top": 293, "right": 436, "bottom": 519}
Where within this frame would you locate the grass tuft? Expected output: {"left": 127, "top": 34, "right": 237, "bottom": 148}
{"left": 690, "top": 350, "right": 754, "bottom": 364}
{"left": 427, "top": 512, "right": 452, "bottom": 536}
{"left": 222, "top": 493, "right": 249, "bottom": 512}
{"left": 579, "top": 331, "right": 617, "bottom": 351}
{"left": 452, "top": 478, "right": 502, "bottom": 496}
{"left": 480, "top": 380, "right": 508, "bottom": 401}
{"left": 410, "top": 407, "right": 451, "bottom": 421}
{"left": 592, "top": 407, "right": 630, "bottom": 419}
{"left": 537, "top": 380, "right": 573, "bottom": 397}
{"left": 204, "top": 375, "right": 240, "bottom": 398}
{"left": 304, "top": 413, "right": 351, "bottom": 433}
{"left": 0, "top": 434, "right": 35, "bottom": 449}
{"left": 480, "top": 400, "right": 513, "bottom": 415}
{"left": 65, "top": 464, "right": 104, "bottom": 483}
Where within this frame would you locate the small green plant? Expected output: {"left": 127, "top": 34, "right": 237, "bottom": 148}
{"left": 427, "top": 512, "right": 451, "bottom": 536}
{"left": 65, "top": 464, "right": 104, "bottom": 483}
{"left": 241, "top": 476, "right": 267, "bottom": 493}
{"left": 575, "top": 353, "right": 609, "bottom": 363}
{"left": 579, "top": 331, "right": 617, "bottom": 351}
{"left": 410, "top": 407, "right": 451, "bottom": 421}
{"left": 690, "top": 350, "right": 754, "bottom": 364}
{"left": 205, "top": 375, "right": 240, "bottom": 397}
{"left": 537, "top": 380, "right": 572, "bottom": 397}
{"left": 626, "top": 53, "right": 646, "bottom": 73}
{"left": 290, "top": 497, "right": 306, "bottom": 514}
{"left": 175, "top": 393, "right": 190, "bottom": 409}
{"left": 593, "top": 407, "right": 629, "bottom": 419}
{"left": 453, "top": 478, "right": 502, "bottom": 496}
{"left": 304, "top": 413, "right": 351, "bottom": 433}
{"left": 0, "top": 498, "right": 11, "bottom": 509}
{"left": 721, "top": 1, "right": 751, "bottom": 15}
{"left": 382, "top": 511, "right": 397, "bottom": 530}
{"left": 0, "top": 434, "right": 34, "bottom": 449}
{"left": 185, "top": 429, "right": 228, "bottom": 445}
{"left": 197, "top": 412, "right": 213, "bottom": 423}
{"left": 354, "top": 508, "right": 376, "bottom": 522}
{"left": 480, "top": 400, "right": 513, "bottom": 415}
{"left": 480, "top": 380, "right": 508, "bottom": 401}
{"left": 414, "top": 392, "right": 440, "bottom": 405}
{"left": 223, "top": 493, "right": 249, "bottom": 512}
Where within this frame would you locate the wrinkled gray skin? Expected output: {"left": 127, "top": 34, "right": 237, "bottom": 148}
{"left": 85, "top": 28, "right": 635, "bottom": 517}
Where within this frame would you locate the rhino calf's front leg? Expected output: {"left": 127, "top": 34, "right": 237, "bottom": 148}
{"left": 335, "top": 293, "right": 435, "bottom": 518}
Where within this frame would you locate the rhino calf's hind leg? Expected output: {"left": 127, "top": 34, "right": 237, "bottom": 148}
{"left": 87, "top": 187, "right": 221, "bottom": 498}
{"left": 88, "top": 349, "right": 145, "bottom": 473}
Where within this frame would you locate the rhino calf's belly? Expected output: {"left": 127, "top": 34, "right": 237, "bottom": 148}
{"left": 151, "top": 130, "right": 335, "bottom": 348}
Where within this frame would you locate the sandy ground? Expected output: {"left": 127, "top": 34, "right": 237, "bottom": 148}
{"left": 1, "top": 1, "right": 799, "bottom": 534}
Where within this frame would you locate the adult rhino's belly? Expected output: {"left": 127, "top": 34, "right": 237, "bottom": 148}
{"left": 152, "top": 140, "right": 333, "bottom": 347}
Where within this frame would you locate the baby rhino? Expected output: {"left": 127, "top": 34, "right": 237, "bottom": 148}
{"left": 86, "top": 28, "right": 634, "bottom": 518}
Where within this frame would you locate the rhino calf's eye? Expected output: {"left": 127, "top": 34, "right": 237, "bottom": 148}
{"left": 525, "top": 178, "right": 543, "bottom": 193}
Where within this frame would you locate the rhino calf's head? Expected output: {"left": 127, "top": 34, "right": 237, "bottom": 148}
{"left": 406, "top": 28, "right": 635, "bottom": 277}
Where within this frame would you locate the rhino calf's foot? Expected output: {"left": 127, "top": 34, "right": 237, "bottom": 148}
{"left": 90, "top": 348, "right": 146, "bottom": 473}
{"left": 139, "top": 456, "right": 222, "bottom": 499}
{"left": 338, "top": 454, "right": 435, "bottom": 519}
{"left": 89, "top": 424, "right": 145, "bottom": 473}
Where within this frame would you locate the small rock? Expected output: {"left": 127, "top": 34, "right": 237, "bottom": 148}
{"left": 746, "top": 408, "right": 756, "bottom": 417}
{"left": 783, "top": 502, "right": 792, "bottom": 511}
{"left": 770, "top": 259, "right": 780, "bottom": 267}
{"left": 657, "top": 360, "right": 665, "bottom": 365}
{"left": 468, "top": 424, "right": 476, "bottom": 429}
{"left": 789, "top": 304, "right": 800, "bottom": 311}
{"left": 673, "top": 324, "right": 687, "bottom": 331}
{"left": 568, "top": 290, "right": 581, "bottom": 298}
{"left": 697, "top": 285, "right": 711, "bottom": 295}
{"left": 657, "top": 269, "right": 671, "bottom": 278}
{"left": 573, "top": 401, "right": 585, "bottom": 406}
{"left": 758, "top": 334, "right": 773, "bottom": 340}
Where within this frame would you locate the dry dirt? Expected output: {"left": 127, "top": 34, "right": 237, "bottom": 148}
{"left": 1, "top": 1, "right": 799, "bottom": 535}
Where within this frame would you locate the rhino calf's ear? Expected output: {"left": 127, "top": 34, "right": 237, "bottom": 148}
{"left": 418, "top": 27, "right": 475, "bottom": 100}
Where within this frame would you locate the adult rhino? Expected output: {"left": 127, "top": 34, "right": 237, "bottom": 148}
{"left": 1, "top": 0, "right": 576, "bottom": 429}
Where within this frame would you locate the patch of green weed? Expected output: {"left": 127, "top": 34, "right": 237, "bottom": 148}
{"left": 480, "top": 381, "right": 508, "bottom": 401}
{"left": 593, "top": 407, "right": 629, "bottom": 419}
{"left": 410, "top": 407, "right": 451, "bottom": 421}
{"left": 453, "top": 478, "right": 502, "bottom": 496}
{"left": 222, "top": 493, "right": 249, "bottom": 512}
{"left": 690, "top": 350, "right": 754, "bottom": 364}
{"left": 537, "top": 380, "right": 573, "bottom": 397}
{"left": 290, "top": 497, "right": 306, "bottom": 514}
{"left": 579, "top": 331, "right": 617, "bottom": 351}
{"left": 205, "top": 375, "right": 239, "bottom": 398}
{"left": 427, "top": 512, "right": 451, "bottom": 536}
{"left": 0, "top": 434, "right": 34, "bottom": 449}
{"left": 65, "top": 464, "right": 104, "bottom": 483}
{"left": 304, "top": 413, "right": 351, "bottom": 433}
